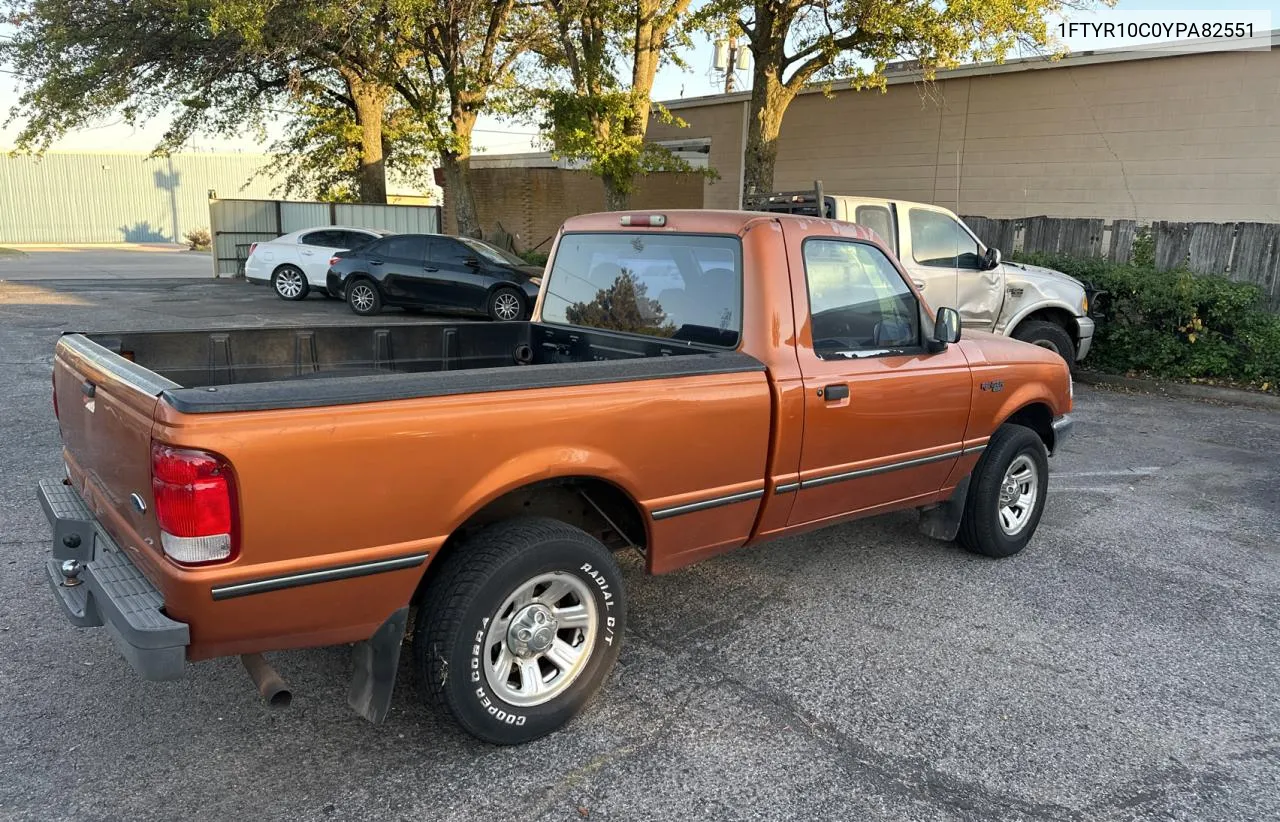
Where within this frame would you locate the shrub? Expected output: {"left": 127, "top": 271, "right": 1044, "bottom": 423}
{"left": 184, "top": 227, "right": 212, "bottom": 251}
{"left": 520, "top": 249, "right": 549, "bottom": 267}
{"left": 1013, "top": 252, "right": 1280, "bottom": 392}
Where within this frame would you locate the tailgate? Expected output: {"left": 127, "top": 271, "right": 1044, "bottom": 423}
{"left": 53, "top": 335, "right": 177, "bottom": 571}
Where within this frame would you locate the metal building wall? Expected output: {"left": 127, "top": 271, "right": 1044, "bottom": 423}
{"left": 0, "top": 151, "right": 283, "bottom": 244}
{"left": 209, "top": 199, "right": 442, "bottom": 275}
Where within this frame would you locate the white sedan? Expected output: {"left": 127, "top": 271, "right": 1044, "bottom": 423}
{"left": 244, "top": 227, "right": 392, "bottom": 300}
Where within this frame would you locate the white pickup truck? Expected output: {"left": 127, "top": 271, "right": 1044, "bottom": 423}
{"left": 748, "top": 188, "right": 1095, "bottom": 369}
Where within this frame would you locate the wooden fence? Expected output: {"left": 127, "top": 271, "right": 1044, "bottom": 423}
{"left": 962, "top": 215, "right": 1280, "bottom": 310}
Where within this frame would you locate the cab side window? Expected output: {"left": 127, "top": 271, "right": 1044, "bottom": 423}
{"left": 854, "top": 206, "right": 895, "bottom": 254}
{"left": 909, "top": 208, "right": 983, "bottom": 269}
{"left": 803, "top": 240, "right": 919, "bottom": 357}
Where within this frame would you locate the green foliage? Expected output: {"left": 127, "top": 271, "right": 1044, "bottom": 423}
{"left": 519, "top": 249, "right": 550, "bottom": 267}
{"left": 1013, "top": 252, "right": 1280, "bottom": 392}
{"left": 183, "top": 227, "right": 212, "bottom": 251}
{"left": 1130, "top": 227, "right": 1155, "bottom": 268}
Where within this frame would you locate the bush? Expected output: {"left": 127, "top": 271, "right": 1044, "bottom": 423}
{"left": 184, "top": 227, "right": 212, "bottom": 251}
{"left": 1013, "top": 252, "right": 1280, "bottom": 392}
{"left": 519, "top": 249, "right": 549, "bottom": 267}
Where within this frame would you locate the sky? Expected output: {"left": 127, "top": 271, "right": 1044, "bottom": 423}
{"left": 1, "top": 0, "right": 1277, "bottom": 159}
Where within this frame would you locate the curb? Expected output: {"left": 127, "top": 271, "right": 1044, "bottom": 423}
{"left": 1076, "top": 370, "right": 1280, "bottom": 412}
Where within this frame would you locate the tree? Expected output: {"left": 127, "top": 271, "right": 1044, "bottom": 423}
{"left": 537, "top": 0, "right": 699, "bottom": 209}
{"left": 390, "top": 0, "right": 532, "bottom": 237}
{"left": 565, "top": 269, "right": 675, "bottom": 335}
{"left": 0, "top": 0, "right": 423, "bottom": 203}
{"left": 701, "top": 0, "right": 1070, "bottom": 197}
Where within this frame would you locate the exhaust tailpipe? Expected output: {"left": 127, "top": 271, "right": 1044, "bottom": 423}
{"left": 241, "top": 653, "right": 292, "bottom": 709}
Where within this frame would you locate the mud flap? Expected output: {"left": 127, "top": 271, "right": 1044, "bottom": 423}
{"left": 348, "top": 606, "right": 409, "bottom": 724}
{"left": 918, "top": 475, "right": 971, "bottom": 542}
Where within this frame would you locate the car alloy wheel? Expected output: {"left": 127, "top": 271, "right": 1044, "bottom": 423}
{"left": 349, "top": 283, "right": 377, "bottom": 313}
{"left": 492, "top": 290, "right": 522, "bottom": 321}
{"left": 272, "top": 266, "right": 308, "bottom": 300}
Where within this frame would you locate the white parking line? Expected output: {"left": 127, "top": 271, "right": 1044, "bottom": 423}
{"left": 1052, "top": 468, "right": 1162, "bottom": 478}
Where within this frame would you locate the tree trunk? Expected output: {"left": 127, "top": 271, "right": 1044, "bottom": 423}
{"left": 444, "top": 106, "right": 481, "bottom": 238}
{"left": 346, "top": 75, "right": 389, "bottom": 204}
{"left": 602, "top": 173, "right": 630, "bottom": 211}
{"left": 742, "top": 69, "right": 793, "bottom": 200}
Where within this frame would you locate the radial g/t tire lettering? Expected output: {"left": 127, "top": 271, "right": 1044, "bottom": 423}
{"left": 414, "top": 517, "right": 626, "bottom": 745}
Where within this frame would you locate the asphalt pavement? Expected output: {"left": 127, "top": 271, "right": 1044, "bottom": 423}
{"left": 0, "top": 245, "right": 215, "bottom": 280}
{"left": 0, "top": 278, "right": 1277, "bottom": 822}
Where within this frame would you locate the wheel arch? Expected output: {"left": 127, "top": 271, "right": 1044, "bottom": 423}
{"left": 1007, "top": 304, "right": 1080, "bottom": 342}
{"left": 412, "top": 475, "right": 649, "bottom": 606}
{"left": 998, "top": 400, "right": 1056, "bottom": 453}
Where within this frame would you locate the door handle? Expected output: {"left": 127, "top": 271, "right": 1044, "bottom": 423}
{"left": 822, "top": 383, "right": 849, "bottom": 401}
{"left": 370, "top": 259, "right": 384, "bottom": 266}
{"left": 424, "top": 267, "right": 439, "bottom": 272}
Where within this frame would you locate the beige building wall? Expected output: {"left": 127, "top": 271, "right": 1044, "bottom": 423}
{"left": 650, "top": 48, "right": 1280, "bottom": 223}
{"left": 442, "top": 167, "right": 705, "bottom": 249}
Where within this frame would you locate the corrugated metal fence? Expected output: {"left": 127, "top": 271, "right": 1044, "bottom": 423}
{"left": 964, "top": 215, "right": 1280, "bottom": 310}
{"left": 209, "top": 199, "right": 442, "bottom": 276}
{"left": 0, "top": 152, "right": 282, "bottom": 243}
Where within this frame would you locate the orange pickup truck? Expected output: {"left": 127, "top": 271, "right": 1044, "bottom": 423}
{"left": 39, "top": 210, "right": 1072, "bottom": 745}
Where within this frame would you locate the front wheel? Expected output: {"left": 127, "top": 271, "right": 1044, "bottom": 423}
{"left": 346, "top": 279, "right": 382, "bottom": 316}
{"left": 1012, "top": 320, "right": 1076, "bottom": 371}
{"left": 415, "top": 518, "right": 626, "bottom": 745}
{"left": 487, "top": 287, "right": 524, "bottom": 321}
{"left": 957, "top": 424, "right": 1049, "bottom": 558}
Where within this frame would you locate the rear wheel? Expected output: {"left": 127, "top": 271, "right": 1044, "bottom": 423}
{"left": 957, "top": 424, "right": 1049, "bottom": 558}
{"left": 415, "top": 517, "right": 625, "bottom": 745}
{"left": 1012, "top": 320, "right": 1076, "bottom": 371}
{"left": 271, "top": 265, "right": 309, "bottom": 301}
{"left": 488, "top": 287, "right": 524, "bottom": 321}
{"left": 346, "top": 279, "right": 382, "bottom": 316}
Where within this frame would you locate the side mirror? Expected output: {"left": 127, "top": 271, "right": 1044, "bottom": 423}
{"left": 929, "top": 306, "right": 962, "bottom": 352}
{"left": 983, "top": 247, "right": 1002, "bottom": 270}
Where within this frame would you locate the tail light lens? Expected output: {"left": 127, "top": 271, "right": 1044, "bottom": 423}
{"left": 51, "top": 371, "right": 59, "bottom": 420}
{"left": 248, "top": 242, "right": 258, "bottom": 257}
{"left": 328, "top": 256, "right": 340, "bottom": 266}
{"left": 150, "top": 443, "right": 238, "bottom": 565}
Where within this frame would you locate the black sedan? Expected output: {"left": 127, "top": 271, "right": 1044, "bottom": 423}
{"left": 326, "top": 234, "right": 543, "bottom": 320}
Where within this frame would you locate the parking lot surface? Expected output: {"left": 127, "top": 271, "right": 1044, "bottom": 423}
{"left": 1, "top": 278, "right": 1277, "bottom": 821}
{"left": 0, "top": 246, "right": 214, "bottom": 280}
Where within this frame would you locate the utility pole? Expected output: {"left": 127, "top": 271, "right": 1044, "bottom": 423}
{"left": 713, "top": 37, "right": 749, "bottom": 94}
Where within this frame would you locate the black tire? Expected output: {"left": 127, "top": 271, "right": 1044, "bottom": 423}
{"left": 346, "top": 278, "right": 382, "bottom": 316}
{"left": 415, "top": 517, "right": 625, "bottom": 745}
{"left": 957, "top": 424, "right": 1049, "bottom": 558}
{"left": 270, "top": 265, "right": 310, "bottom": 301}
{"left": 487, "top": 286, "right": 524, "bottom": 322}
{"left": 1012, "top": 320, "right": 1076, "bottom": 371}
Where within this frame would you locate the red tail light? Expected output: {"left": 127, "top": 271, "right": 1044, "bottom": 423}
{"left": 248, "top": 242, "right": 258, "bottom": 256}
{"left": 150, "top": 443, "right": 238, "bottom": 565}
{"left": 328, "top": 256, "right": 340, "bottom": 266}
{"left": 51, "top": 371, "right": 59, "bottom": 420}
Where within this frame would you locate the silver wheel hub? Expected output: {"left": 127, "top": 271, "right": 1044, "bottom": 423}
{"left": 494, "top": 292, "right": 520, "bottom": 320}
{"left": 276, "top": 270, "right": 304, "bottom": 297}
{"left": 482, "top": 572, "right": 597, "bottom": 707}
{"left": 997, "top": 454, "right": 1039, "bottom": 536}
{"left": 351, "top": 285, "right": 374, "bottom": 311}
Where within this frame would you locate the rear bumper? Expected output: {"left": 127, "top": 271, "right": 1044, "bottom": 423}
{"left": 37, "top": 479, "right": 189, "bottom": 681}
{"left": 1075, "top": 317, "right": 1095, "bottom": 361}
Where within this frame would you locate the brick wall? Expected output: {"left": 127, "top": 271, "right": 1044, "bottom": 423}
{"left": 441, "top": 167, "right": 704, "bottom": 250}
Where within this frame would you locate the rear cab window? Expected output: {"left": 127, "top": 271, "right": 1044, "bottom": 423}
{"left": 541, "top": 233, "right": 743, "bottom": 348}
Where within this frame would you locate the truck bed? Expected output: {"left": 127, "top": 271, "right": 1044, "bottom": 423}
{"left": 73, "top": 321, "right": 762, "bottom": 413}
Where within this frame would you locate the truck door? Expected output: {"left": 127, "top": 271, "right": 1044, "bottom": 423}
{"left": 904, "top": 207, "right": 1002, "bottom": 331}
{"left": 783, "top": 228, "right": 972, "bottom": 526}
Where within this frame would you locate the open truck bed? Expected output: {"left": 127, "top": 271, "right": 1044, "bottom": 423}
{"left": 76, "top": 321, "right": 762, "bottom": 412}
